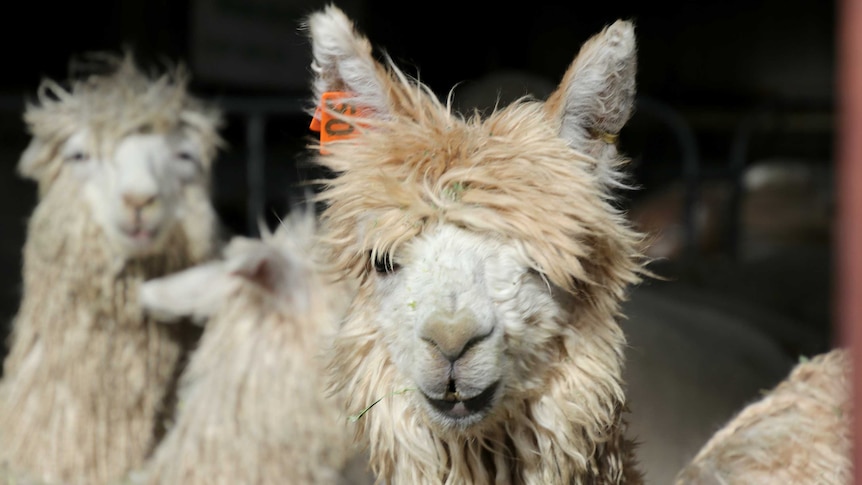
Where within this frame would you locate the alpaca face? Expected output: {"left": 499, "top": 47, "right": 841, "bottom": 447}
{"left": 371, "top": 224, "right": 562, "bottom": 428}
{"left": 17, "top": 54, "right": 222, "bottom": 259}
{"left": 59, "top": 125, "right": 208, "bottom": 255}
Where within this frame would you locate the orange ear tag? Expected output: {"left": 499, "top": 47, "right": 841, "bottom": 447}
{"left": 309, "top": 91, "right": 366, "bottom": 154}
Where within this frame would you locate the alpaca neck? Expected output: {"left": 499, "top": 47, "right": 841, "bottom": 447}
{"left": 0, "top": 193, "right": 203, "bottom": 485}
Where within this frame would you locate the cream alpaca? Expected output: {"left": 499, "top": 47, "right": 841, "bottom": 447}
{"left": 133, "top": 208, "right": 368, "bottom": 485}
{"left": 306, "top": 6, "right": 647, "bottom": 484}
{"left": 675, "top": 347, "right": 851, "bottom": 485}
{"left": 0, "top": 53, "right": 223, "bottom": 485}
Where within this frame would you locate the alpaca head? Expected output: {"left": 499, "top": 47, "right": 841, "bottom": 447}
{"left": 307, "top": 6, "right": 644, "bottom": 438}
{"left": 18, "top": 52, "right": 222, "bottom": 257}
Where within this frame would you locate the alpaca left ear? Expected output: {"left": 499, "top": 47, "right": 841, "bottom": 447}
{"left": 545, "top": 20, "right": 637, "bottom": 163}
{"left": 224, "top": 236, "right": 310, "bottom": 307}
{"left": 304, "top": 5, "right": 392, "bottom": 121}
{"left": 139, "top": 261, "right": 231, "bottom": 325}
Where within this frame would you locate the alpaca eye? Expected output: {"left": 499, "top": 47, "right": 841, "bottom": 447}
{"left": 177, "top": 150, "right": 200, "bottom": 165}
{"left": 176, "top": 150, "right": 203, "bottom": 178}
{"left": 64, "top": 151, "right": 90, "bottom": 163}
{"left": 371, "top": 252, "right": 400, "bottom": 274}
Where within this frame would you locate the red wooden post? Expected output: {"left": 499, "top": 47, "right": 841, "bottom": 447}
{"left": 838, "top": 0, "right": 862, "bottom": 481}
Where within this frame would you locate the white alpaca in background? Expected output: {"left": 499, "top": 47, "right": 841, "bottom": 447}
{"left": 133, "top": 208, "right": 370, "bottom": 485}
{"left": 0, "top": 53, "right": 223, "bottom": 485}
{"left": 306, "top": 6, "right": 647, "bottom": 484}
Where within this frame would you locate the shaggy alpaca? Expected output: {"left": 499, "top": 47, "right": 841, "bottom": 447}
{"left": 674, "top": 347, "right": 851, "bottom": 485}
{"left": 132, "top": 209, "right": 370, "bottom": 485}
{"left": 306, "top": 6, "right": 647, "bottom": 484}
{"left": 0, "top": 53, "right": 223, "bottom": 485}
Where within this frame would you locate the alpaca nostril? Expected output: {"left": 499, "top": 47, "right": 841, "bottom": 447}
{"left": 122, "top": 192, "right": 157, "bottom": 210}
{"left": 420, "top": 310, "right": 492, "bottom": 362}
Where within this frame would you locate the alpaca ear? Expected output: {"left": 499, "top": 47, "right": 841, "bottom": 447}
{"left": 17, "top": 137, "right": 53, "bottom": 181}
{"left": 139, "top": 261, "right": 232, "bottom": 325}
{"left": 224, "top": 237, "right": 309, "bottom": 305}
{"left": 225, "top": 240, "right": 288, "bottom": 294}
{"left": 545, "top": 20, "right": 637, "bottom": 163}
{"left": 304, "top": 5, "right": 392, "bottom": 120}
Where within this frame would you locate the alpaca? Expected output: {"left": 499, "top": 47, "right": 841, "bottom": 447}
{"left": 674, "top": 347, "right": 851, "bottom": 485}
{"left": 131, "top": 208, "right": 372, "bottom": 485}
{"left": 0, "top": 53, "right": 223, "bottom": 485}
{"left": 305, "top": 6, "right": 647, "bottom": 484}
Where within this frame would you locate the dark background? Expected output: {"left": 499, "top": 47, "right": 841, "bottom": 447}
{"left": 0, "top": 0, "right": 837, "bottom": 355}
{"left": 0, "top": 0, "right": 836, "bottom": 104}
{"left": 0, "top": 0, "right": 835, "bottom": 224}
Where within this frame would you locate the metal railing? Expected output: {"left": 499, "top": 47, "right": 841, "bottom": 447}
{"left": 214, "top": 96, "right": 307, "bottom": 235}
{"left": 8, "top": 93, "right": 832, "bottom": 260}
{"left": 0, "top": 93, "right": 702, "bottom": 244}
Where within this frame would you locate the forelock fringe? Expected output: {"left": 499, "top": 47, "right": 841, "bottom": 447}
{"left": 23, "top": 51, "right": 223, "bottom": 151}
{"left": 315, "top": 83, "right": 647, "bottom": 298}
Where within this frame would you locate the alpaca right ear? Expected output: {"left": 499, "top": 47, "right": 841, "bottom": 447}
{"left": 304, "top": 5, "right": 392, "bottom": 120}
{"left": 139, "top": 261, "right": 232, "bottom": 325}
{"left": 544, "top": 19, "right": 637, "bottom": 184}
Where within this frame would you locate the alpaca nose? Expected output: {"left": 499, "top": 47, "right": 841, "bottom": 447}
{"left": 421, "top": 310, "right": 491, "bottom": 362}
{"left": 122, "top": 191, "right": 157, "bottom": 211}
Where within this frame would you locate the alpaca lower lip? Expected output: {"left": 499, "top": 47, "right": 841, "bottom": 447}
{"left": 424, "top": 381, "right": 499, "bottom": 419}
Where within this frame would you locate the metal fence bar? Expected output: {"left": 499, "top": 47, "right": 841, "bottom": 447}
{"left": 216, "top": 96, "right": 306, "bottom": 116}
{"left": 245, "top": 113, "right": 267, "bottom": 236}
{"left": 726, "top": 110, "right": 767, "bottom": 259}
{"left": 636, "top": 96, "right": 701, "bottom": 264}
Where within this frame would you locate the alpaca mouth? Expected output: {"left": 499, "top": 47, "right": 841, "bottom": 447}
{"left": 122, "top": 226, "right": 159, "bottom": 243}
{"left": 423, "top": 381, "right": 499, "bottom": 421}
{"left": 118, "top": 222, "right": 164, "bottom": 250}
{"left": 124, "top": 226, "right": 156, "bottom": 241}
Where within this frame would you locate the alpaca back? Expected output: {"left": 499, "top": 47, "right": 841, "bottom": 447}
{"left": 675, "top": 348, "right": 851, "bottom": 485}
{"left": 135, "top": 209, "right": 369, "bottom": 485}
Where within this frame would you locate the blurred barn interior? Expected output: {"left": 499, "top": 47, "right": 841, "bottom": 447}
{"left": 0, "top": 0, "right": 838, "bottom": 483}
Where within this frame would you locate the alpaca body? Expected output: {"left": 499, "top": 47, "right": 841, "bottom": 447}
{"left": 135, "top": 210, "right": 368, "bottom": 485}
{"left": 675, "top": 347, "right": 851, "bottom": 485}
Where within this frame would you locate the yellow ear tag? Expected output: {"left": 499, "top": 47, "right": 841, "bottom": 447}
{"left": 309, "top": 91, "right": 365, "bottom": 154}
{"left": 598, "top": 131, "right": 619, "bottom": 144}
